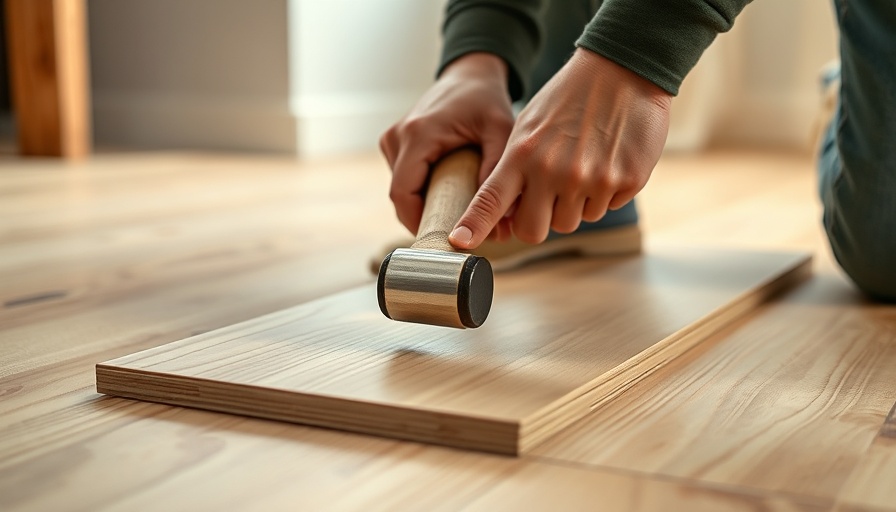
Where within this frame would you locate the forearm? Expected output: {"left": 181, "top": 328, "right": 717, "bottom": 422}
{"left": 578, "top": 0, "right": 752, "bottom": 95}
{"left": 439, "top": 0, "right": 544, "bottom": 101}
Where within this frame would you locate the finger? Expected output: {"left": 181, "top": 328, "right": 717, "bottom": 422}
{"left": 488, "top": 217, "right": 511, "bottom": 242}
{"left": 379, "top": 127, "right": 400, "bottom": 168}
{"left": 504, "top": 196, "right": 520, "bottom": 219}
{"left": 450, "top": 166, "right": 523, "bottom": 250}
{"left": 607, "top": 192, "right": 635, "bottom": 211}
{"left": 485, "top": 222, "right": 502, "bottom": 241}
{"left": 477, "top": 118, "right": 513, "bottom": 185}
{"left": 582, "top": 195, "right": 611, "bottom": 223}
{"left": 551, "top": 194, "right": 585, "bottom": 234}
{"left": 390, "top": 145, "right": 434, "bottom": 234}
{"left": 511, "top": 186, "right": 556, "bottom": 244}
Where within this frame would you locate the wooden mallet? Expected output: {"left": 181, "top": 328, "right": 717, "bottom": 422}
{"left": 377, "top": 147, "right": 494, "bottom": 329}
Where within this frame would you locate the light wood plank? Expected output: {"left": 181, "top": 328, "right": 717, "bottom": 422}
{"left": 96, "top": 246, "right": 811, "bottom": 454}
{"left": 0, "top": 402, "right": 518, "bottom": 512}
{"left": 836, "top": 403, "right": 896, "bottom": 510}
{"left": 5, "top": 0, "right": 91, "bottom": 158}
{"left": 532, "top": 268, "right": 896, "bottom": 501}
{"left": 462, "top": 461, "right": 829, "bottom": 512}
{"left": 0, "top": 399, "right": 831, "bottom": 512}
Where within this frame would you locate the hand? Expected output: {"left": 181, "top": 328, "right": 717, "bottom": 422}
{"left": 448, "top": 49, "right": 673, "bottom": 249}
{"left": 380, "top": 53, "right": 515, "bottom": 236}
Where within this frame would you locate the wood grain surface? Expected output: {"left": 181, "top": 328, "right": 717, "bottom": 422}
{"left": 463, "top": 462, "right": 830, "bottom": 512}
{"left": 411, "top": 148, "right": 480, "bottom": 252}
{"left": 531, "top": 273, "right": 896, "bottom": 501}
{"left": 2, "top": 150, "right": 895, "bottom": 511}
{"left": 97, "top": 246, "right": 811, "bottom": 454}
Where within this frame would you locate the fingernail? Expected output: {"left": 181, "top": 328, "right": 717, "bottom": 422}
{"left": 450, "top": 226, "right": 473, "bottom": 245}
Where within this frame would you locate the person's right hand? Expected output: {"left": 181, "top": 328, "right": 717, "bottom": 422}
{"left": 380, "top": 52, "right": 515, "bottom": 236}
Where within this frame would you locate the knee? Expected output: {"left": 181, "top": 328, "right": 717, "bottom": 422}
{"left": 828, "top": 229, "right": 896, "bottom": 302}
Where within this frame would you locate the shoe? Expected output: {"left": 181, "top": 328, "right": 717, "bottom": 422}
{"left": 812, "top": 60, "right": 840, "bottom": 154}
{"left": 369, "top": 200, "right": 642, "bottom": 274}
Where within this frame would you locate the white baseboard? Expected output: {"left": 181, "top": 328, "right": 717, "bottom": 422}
{"left": 92, "top": 92, "right": 298, "bottom": 153}
{"left": 291, "top": 91, "right": 418, "bottom": 159}
{"left": 92, "top": 90, "right": 418, "bottom": 158}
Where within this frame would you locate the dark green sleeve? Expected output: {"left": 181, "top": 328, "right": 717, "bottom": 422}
{"left": 438, "top": 0, "right": 544, "bottom": 101}
{"left": 577, "top": 0, "right": 752, "bottom": 95}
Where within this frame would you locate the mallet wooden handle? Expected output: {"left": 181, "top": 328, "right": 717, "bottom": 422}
{"left": 411, "top": 147, "right": 481, "bottom": 253}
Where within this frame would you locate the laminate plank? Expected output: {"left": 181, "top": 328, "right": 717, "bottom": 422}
{"left": 0, "top": 153, "right": 394, "bottom": 245}
{"left": 461, "top": 460, "right": 829, "bottom": 512}
{"left": 0, "top": 403, "right": 518, "bottom": 512}
{"left": 96, "top": 246, "right": 811, "bottom": 454}
{"left": 0, "top": 196, "right": 390, "bottom": 329}
{"left": 835, "top": 403, "right": 896, "bottom": 510}
{"left": 5, "top": 0, "right": 91, "bottom": 158}
{"left": 532, "top": 268, "right": 896, "bottom": 501}
{"left": 0, "top": 249, "right": 371, "bottom": 380}
{"left": 0, "top": 399, "right": 832, "bottom": 512}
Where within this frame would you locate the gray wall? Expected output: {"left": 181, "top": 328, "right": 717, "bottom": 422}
{"left": 89, "top": 0, "right": 296, "bottom": 152}
{"left": 87, "top": 0, "right": 445, "bottom": 156}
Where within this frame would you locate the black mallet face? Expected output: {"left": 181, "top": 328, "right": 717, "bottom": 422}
{"left": 377, "top": 248, "right": 494, "bottom": 329}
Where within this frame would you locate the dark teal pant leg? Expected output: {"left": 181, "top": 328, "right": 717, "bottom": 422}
{"left": 821, "top": 0, "right": 896, "bottom": 301}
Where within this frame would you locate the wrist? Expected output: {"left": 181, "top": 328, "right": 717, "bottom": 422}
{"left": 572, "top": 48, "right": 672, "bottom": 101}
{"left": 441, "top": 52, "right": 508, "bottom": 85}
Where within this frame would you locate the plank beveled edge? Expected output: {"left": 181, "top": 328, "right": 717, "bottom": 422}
{"left": 517, "top": 251, "right": 814, "bottom": 454}
{"left": 95, "top": 365, "right": 522, "bottom": 455}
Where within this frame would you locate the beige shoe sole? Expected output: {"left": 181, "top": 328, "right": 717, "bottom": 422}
{"left": 369, "top": 225, "right": 642, "bottom": 275}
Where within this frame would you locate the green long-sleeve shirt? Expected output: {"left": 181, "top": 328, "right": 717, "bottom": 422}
{"left": 439, "top": 0, "right": 752, "bottom": 100}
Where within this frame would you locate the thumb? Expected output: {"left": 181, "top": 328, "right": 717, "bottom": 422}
{"left": 450, "top": 167, "right": 523, "bottom": 250}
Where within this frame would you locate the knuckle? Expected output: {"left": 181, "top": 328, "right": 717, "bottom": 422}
{"left": 469, "top": 184, "right": 505, "bottom": 221}
{"left": 379, "top": 134, "right": 392, "bottom": 156}
{"left": 396, "top": 118, "right": 420, "bottom": 139}
{"left": 595, "top": 172, "right": 619, "bottom": 191}
{"left": 388, "top": 187, "right": 404, "bottom": 205}
{"left": 399, "top": 117, "right": 426, "bottom": 138}
{"left": 512, "top": 136, "right": 539, "bottom": 158}
{"left": 380, "top": 126, "right": 395, "bottom": 142}
{"left": 563, "top": 165, "right": 588, "bottom": 191}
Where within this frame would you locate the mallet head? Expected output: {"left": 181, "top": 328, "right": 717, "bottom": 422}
{"left": 377, "top": 248, "right": 493, "bottom": 329}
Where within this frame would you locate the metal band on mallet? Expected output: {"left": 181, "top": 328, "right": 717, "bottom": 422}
{"left": 376, "top": 148, "right": 494, "bottom": 329}
{"left": 378, "top": 249, "right": 493, "bottom": 328}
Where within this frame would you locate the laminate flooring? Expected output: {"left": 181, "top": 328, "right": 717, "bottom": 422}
{"left": 1, "top": 149, "right": 894, "bottom": 511}
{"left": 96, "top": 246, "right": 810, "bottom": 454}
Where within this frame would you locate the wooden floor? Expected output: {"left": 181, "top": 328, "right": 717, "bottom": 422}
{"left": 1, "top": 148, "right": 894, "bottom": 511}
{"left": 95, "top": 247, "right": 810, "bottom": 455}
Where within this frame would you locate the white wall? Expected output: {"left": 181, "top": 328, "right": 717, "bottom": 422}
{"left": 88, "top": 0, "right": 444, "bottom": 157}
{"left": 670, "top": 0, "right": 839, "bottom": 151}
{"left": 287, "top": 0, "right": 444, "bottom": 158}
{"left": 88, "top": 0, "right": 838, "bottom": 156}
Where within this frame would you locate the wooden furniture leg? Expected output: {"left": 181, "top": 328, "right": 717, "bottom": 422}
{"left": 6, "top": 0, "right": 91, "bottom": 158}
